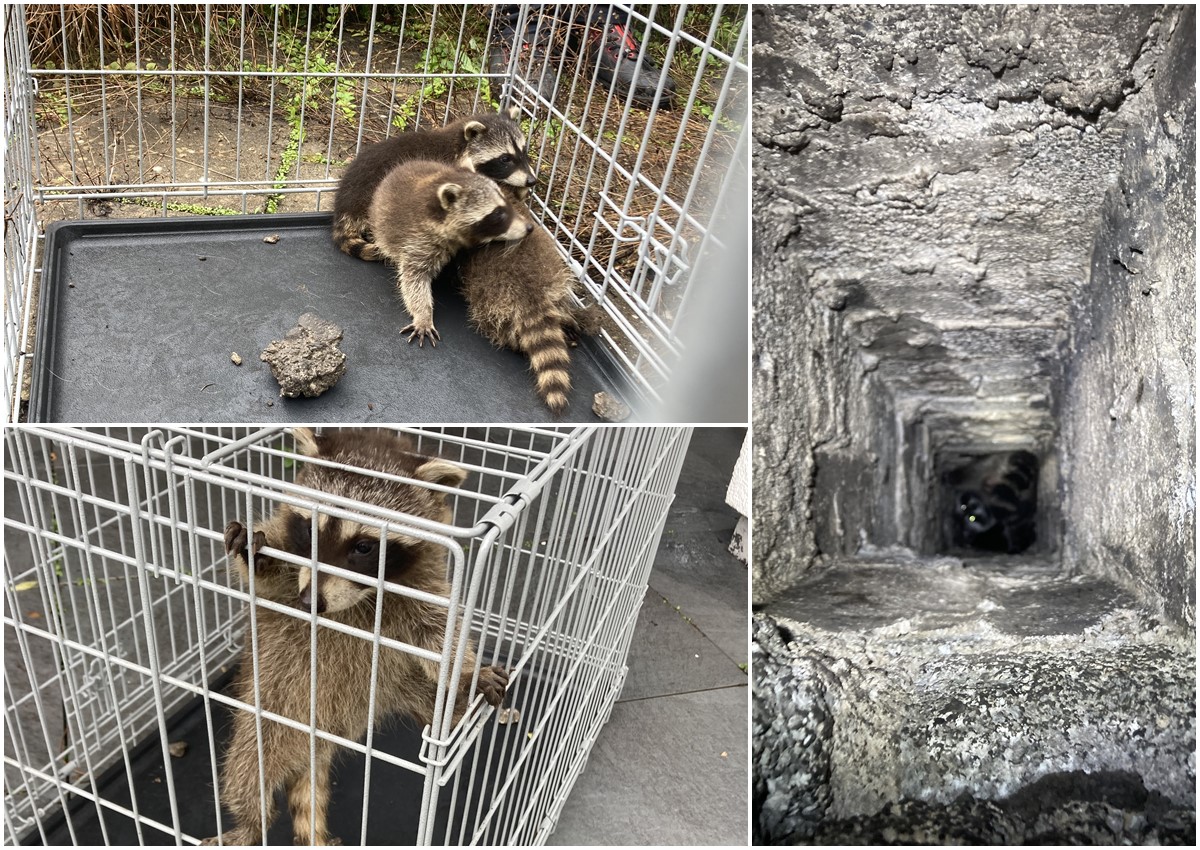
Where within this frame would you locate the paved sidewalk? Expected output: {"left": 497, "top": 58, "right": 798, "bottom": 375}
{"left": 549, "top": 427, "right": 749, "bottom": 846}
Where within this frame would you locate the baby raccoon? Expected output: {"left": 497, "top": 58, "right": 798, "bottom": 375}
{"left": 457, "top": 193, "right": 602, "bottom": 414}
{"left": 949, "top": 450, "right": 1038, "bottom": 554}
{"left": 370, "top": 160, "right": 533, "bottom": 348}
{"left": 333, "top": 106, "right": 536, "bottom": 261}
{"left": 203, "top": 427, "right": 508, "bottom": 846}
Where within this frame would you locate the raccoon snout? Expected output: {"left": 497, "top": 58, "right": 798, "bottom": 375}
{"left": 299, "top": 585, "right": 327, "bottom": 614}
{"left": 524, "top": 172, "right": 538, "bottom": 187}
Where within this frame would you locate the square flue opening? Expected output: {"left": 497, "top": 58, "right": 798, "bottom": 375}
{"left": 939, "top": 450, "right": 1040, "bottom": 555}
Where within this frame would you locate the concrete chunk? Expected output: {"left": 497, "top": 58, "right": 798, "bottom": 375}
{"left": 260, "top": 313, "right": 347, "bottom": 399}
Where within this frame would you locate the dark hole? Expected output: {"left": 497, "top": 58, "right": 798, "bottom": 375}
{"left": 940, "top": 450, "right": 1039, "bottom": 555}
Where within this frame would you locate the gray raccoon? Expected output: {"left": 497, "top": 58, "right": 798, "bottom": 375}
{"left": 333, "top": 106, "right": 536, "bottom": 261}
{"left": 203, "top": 427, "right": 508, "bottom": 847}
{"left": 948, "top": 450, "right": 1038, "bottom": 554}
{"left": 370, "top": 160, "right": 533, "bottom": 348}
{"left": 457, "top": 195, "right": 603, "bottom": 414}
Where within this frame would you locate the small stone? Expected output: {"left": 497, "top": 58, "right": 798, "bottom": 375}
{"left": 263, "top": 234, "right": 280, "bottom": 244}
{"left": 230, "top": 352, "right": 243, "bottom": 366}
{"left": 592, "top": 391, "right": 631, "bottom": 422}
{"left": 260, "top": 313, "right": 348, "bottom": 399}
{"left": 168, "top": 741, "right": 188, "bottom": 758}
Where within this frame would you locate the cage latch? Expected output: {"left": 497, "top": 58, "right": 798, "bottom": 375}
{"left": 479, "top": 491, "right": 533, "bottom": 535}
{"left": 595, "top": 192, "right": 692, "bottom": 292}
{"left": 75, "top": 659, "right": 116, "bottom": 717}
{"left": 418, "top": 698, "right": 495, "bottom": 786}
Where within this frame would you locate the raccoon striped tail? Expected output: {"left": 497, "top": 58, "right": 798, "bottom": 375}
{"left": 517, "top": 312, "right": 572, "bottom": 415}
{"left": 332, "top": 214, "right": 381, "bottom": 262}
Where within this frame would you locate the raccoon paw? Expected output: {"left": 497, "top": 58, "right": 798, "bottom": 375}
{"left": 401, "top": 322, "right": 441, "bottom": 348}
{"left": 565, "top": 303, "right": 605, "bottom": 346}
{"left": 224, "top": 521, "right": 266, "bottom": 560}
{"left": 477, "top": 665, "right": 510, "bottom": 707}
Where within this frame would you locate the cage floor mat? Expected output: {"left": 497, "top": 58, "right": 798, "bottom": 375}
{"left": 31, "top": 214, "right": 627, "bottom": 423}
{"left": 22, "top": 670, "right": 526, "bottom": 846}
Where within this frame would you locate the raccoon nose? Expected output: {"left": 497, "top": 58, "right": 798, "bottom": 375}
{"left": 523, "top": 221, "right": 534, "bottom": 236}
{"left": 525, "top": 172, "right": 537, "bottom": 187}
{"left": 299, "top": 585, "right": 326, "bottom": 614}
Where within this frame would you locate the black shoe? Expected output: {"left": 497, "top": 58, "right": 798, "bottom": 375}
{"left": 488, "top": 12, "right": 558, "bottom": 103}
{"left": 586, "top": 19, "right": 677, "bottom": 109}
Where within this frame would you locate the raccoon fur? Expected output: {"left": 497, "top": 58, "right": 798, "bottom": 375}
{"left": 947, "top": 450, "right": 1038, "bottom": 554}
{"left": 370, "top": 160, "right": 534, "bottom": 347}
{"left": 333, "top": 106, "right": 536, "bottom": 261}
{"left": 203, "top": 427, "right": 508, "bottom": 846}
{"left": 456, "top": 195, "right": 603, "bottom": 414}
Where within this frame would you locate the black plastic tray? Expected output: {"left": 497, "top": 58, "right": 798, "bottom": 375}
{"left": 23, "top": 668, "right": 524, "bottom": 845}
{"left": 31, "top": 214, "right": 627, "bottom": 423}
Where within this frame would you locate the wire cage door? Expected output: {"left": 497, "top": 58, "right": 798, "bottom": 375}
{"left": 3, "top": 425, "right": 692, "bottom": 845}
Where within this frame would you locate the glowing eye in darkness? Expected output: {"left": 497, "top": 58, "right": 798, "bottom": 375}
{"left": 968, "top": 515, "right": 977, "bottom": 523}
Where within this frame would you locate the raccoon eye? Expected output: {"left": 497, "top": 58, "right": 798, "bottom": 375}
{"left": 351, "top": 539, "right": 377, "bottom": 556}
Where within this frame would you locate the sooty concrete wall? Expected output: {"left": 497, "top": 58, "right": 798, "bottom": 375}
{"left": 1062, "top": 9, "right": 1196, "bottom": 626}
{"left": 752, "top": 4, "right": 1195, "bottom": 621}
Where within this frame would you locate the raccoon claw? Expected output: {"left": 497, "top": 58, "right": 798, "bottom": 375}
{"left": 400, "top": 323, "right": 440, "bottom": 348}
{"left": 478, "top": 665, "right": 510, "bottom": 707}
{"left": 224, "top": 521, "right": 266, "bottom": 560}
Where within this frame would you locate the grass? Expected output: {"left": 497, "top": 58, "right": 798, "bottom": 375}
{"left": 123, "top": 198, "right": 241, "bottom": 216}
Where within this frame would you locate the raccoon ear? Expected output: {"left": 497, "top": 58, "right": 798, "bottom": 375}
{"left": 292, "top": 427, "right": 321, "bottom": 457}
{"left": 437, "top": 182, "right": 463, "bottom": 210}
{"left": 463, "top": 120, "right": 487, "bottom": 142}
{"left": 413, "top": 458, "right": 468, "bottom": 490}
{"left": 504, "top": 105, "right": 520, "bottom": 121}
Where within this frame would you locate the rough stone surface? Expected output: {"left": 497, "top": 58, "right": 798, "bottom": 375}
{"left": 1061, "top": 12, "right": 1197, "bottom": 627}
{"left": 753, "top": 617, "right": 835, "bottom": 842}
{"left": 803, "top": 781, "right": 1195, "bottom": 846}
{"left": 754, "top": 559, "right": 1196, "bottom": 844}
{"left": 260, "top": 312, "right": 348, "bottom": 398}
{"left": 751, "top": 3, "right": 1195, "bottom": 617}
{"left": 592, "top": 391, "right": 631, "bottom": 422}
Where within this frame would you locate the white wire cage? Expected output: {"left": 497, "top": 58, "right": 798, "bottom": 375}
{"left": 3, "top": 424, "right": 692, "bottom": 845}
{"left": 2, "top": 3, "right": 750, "bottom": 422}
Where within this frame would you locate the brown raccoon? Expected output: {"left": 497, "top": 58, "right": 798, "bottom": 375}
{"left": 202, "top": 427, "right": 508, "bottom": 846}
{"left": 370, "top": 160, "right": 533, "bottom": 348}
{"left": 333, "top": 107, "right": 536, "bottom": 261}
{"left": 457, "top": 196, "right": 603, "bottom": 414}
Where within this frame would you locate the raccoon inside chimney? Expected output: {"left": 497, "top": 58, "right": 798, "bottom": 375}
{"left": 753, "top": 3, "right": 1194, "bottom": 843}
